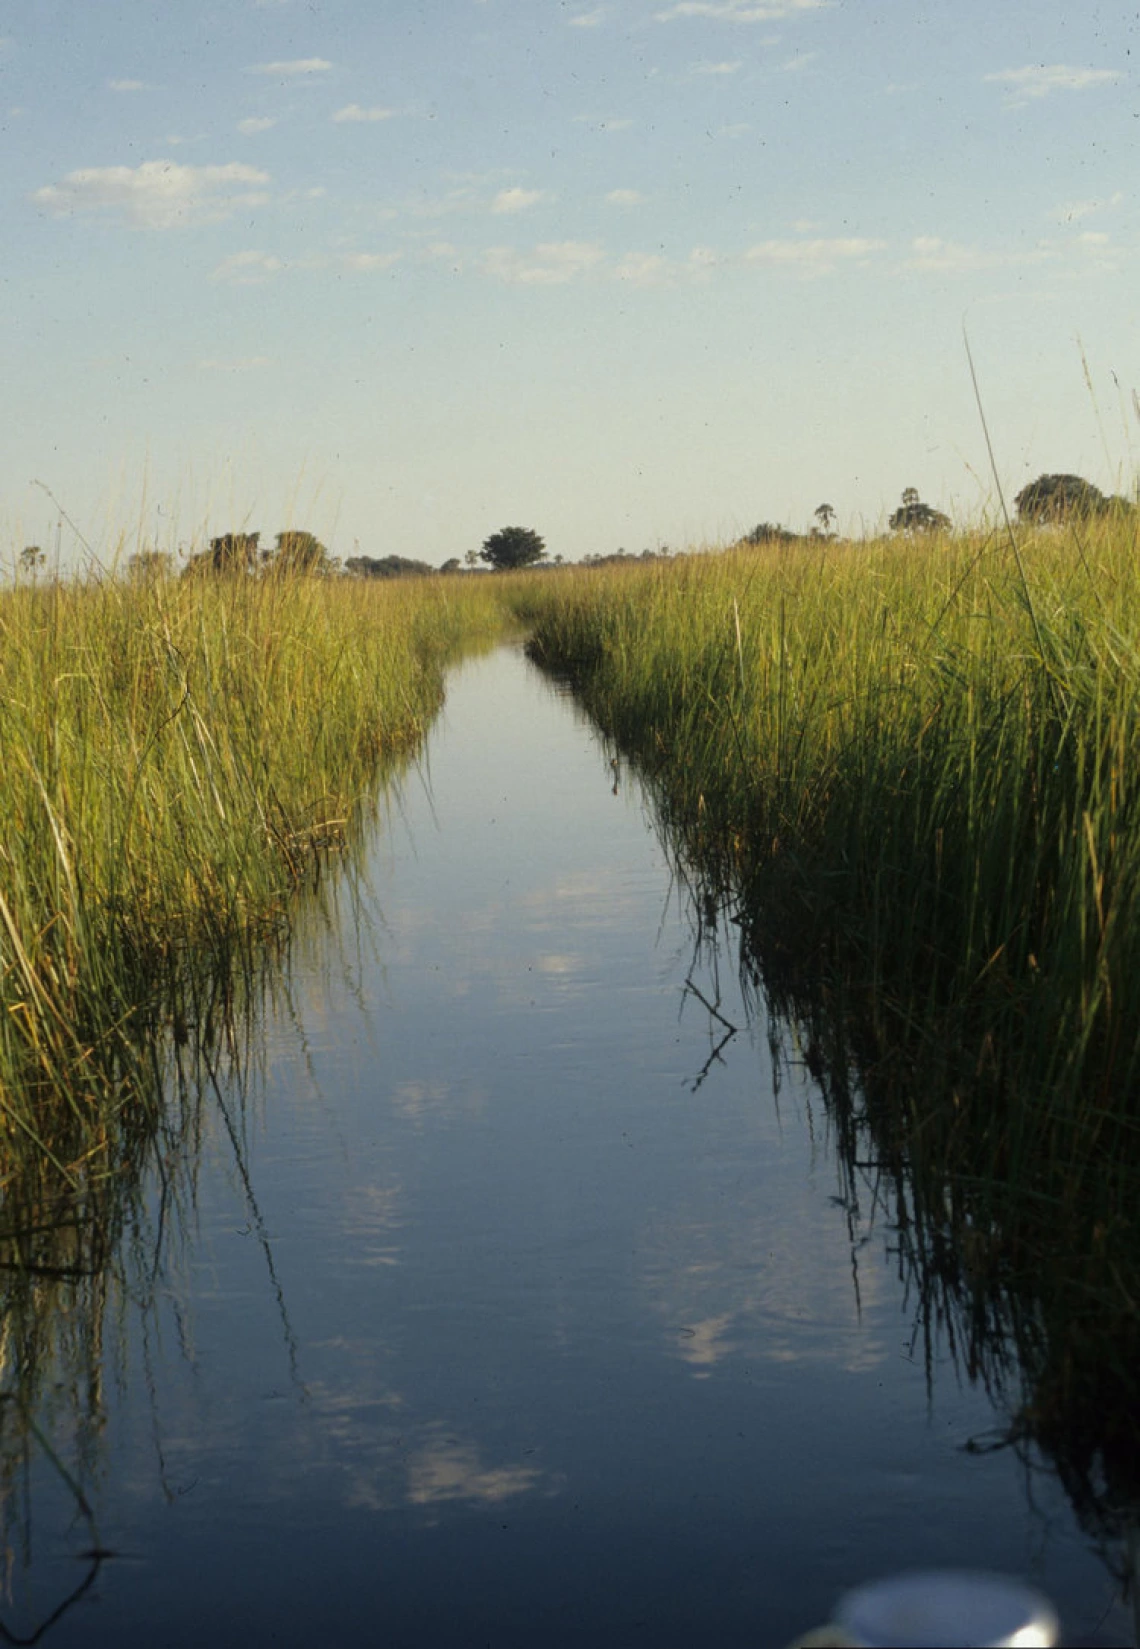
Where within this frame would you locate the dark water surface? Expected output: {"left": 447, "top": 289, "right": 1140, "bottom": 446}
{"left": 8, "top": 646, "right": 1134, "bottom": 1646}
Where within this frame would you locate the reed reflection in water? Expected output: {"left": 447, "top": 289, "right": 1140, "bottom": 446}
{"left": 0, "top": 644, "right": 1134, "bottom": 1647}
{"left": 614, "top": 725, "right": 1140, "bottom": 1645}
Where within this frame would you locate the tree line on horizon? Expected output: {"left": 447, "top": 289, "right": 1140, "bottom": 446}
{"left": 17, "top": 471, "right": 1136, "bottom": 586}
{"left": 744, "top": 473, "right": 1137, "bottom": 549}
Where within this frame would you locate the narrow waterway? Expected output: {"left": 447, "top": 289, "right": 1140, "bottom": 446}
{"left": 5, "top": 644, "right": 1132, "bottom": 1646}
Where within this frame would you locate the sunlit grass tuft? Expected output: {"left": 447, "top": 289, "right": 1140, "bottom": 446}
{"left": 511, "top": 512, "right": 1140, "bottom": 1178}
{"left": 0, "top": 563, "right": 508, "bottom": 1148}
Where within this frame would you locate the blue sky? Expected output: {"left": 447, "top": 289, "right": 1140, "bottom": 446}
{"left": 3, "top": 0, "right": 1137, "bottom": 565}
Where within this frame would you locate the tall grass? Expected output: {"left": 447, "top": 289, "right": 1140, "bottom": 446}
{"left": 0, "top": 550, "right": 509, "bottom": 1566}
{"left": 0, "top": 565, "right": 506, "bottom": 1149}
{"left": 515, "top": 519, "right": 1140, "bottom": 1104}
{"left": 513, "top": 518, "right": 1140, "bottom": 1535}
{"left": 0, "top": 561, "right": 518, "bottom": 1573}
{"left": 514, "top": 518, "right": 1140, "bottom": 1270}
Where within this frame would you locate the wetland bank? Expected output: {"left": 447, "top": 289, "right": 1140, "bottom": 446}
{"left": 1, "top": 525, "right": 1139, "bottom": 1644}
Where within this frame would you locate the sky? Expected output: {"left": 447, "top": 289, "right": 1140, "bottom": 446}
{"left": 2, "top": 0, "right": 1138, "bottom": 567}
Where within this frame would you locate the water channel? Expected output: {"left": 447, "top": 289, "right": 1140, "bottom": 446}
{"left": 3, "top": 644, "right": 1134, "bottom": 1646}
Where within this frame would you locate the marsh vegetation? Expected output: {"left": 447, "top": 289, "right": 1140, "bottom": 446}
{"left": 511, "top": 511, "right": 1140, "bottom": 1566}
{"left": 0, "top": 564, "right": 507, "bottom": 1146}
{"left": 2, "top": 509, "right": 1140, "bottom": 1634}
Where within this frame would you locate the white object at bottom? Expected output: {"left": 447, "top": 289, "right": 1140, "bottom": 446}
{"left": 832, "top": 1569, "right": 1060, "bottom": 1647}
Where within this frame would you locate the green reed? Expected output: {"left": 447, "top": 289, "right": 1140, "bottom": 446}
{"left": 514, "top": 518, "right": 1140, "bottom": 1527}
{"left": 0, "top": 560, "right": 515, "bottom": 1578}
{"left": 514, "top": 516, "right": 1140, "bottom": 1186}
{"left": 0, "top": 564, "right": 506, "bottom": 1148}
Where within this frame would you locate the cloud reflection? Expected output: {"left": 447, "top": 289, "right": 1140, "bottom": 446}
{"left": 406, "top": 1429, "right": 545, "bottom": 1510}
{"left": 642, "top": 1155, "right": 896, "bottom": 1379}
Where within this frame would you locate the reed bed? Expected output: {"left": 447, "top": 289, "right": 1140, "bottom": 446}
{"left": 512, "top": 518, "right": 1140, "bottom": 1301}
{"left": 0, "top": 565, "right": 506, "bottom": 1159}
{"left": 517, "top": 520, "right": 1140, "bottom": 1093}
{"left": 0, "top": 561, "right": 516, "bottom": 1556}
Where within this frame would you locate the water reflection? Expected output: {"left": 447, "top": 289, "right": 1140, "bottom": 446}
{"left": 0, "top": 645, "right": 1134, "bottom": 1645}
{"left": 610, "top": 720, "right": 1140, "bottom": 1624}
{"left": 0, "top": 763, "right": 411, "bottom": 1638}
{"left": 405, "top": 1427, "right": 550, "bottom": 1514}
{"left": 0, "top": 1006, "right": 225, "bottom": 1638}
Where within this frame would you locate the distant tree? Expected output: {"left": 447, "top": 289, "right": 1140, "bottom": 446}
{"left": 742, "top": 522, "right": 800, "bottom": 546}
{"left": 344, "top": 554, "right": 436, "bottom": 580}
{"left": 888, "top": 489, "right": 951, "bottom": 534}
{"left": 479, "top": 526, "right": 547, "bottom": 571}
{"left": 19, "top": 545, "right": 45, "bottom": 578}
{"left": 440, "top": 558, "right": 462, "bottom": 574}
{"left": 464, "top": 548, "right": 481, "bottom": 569}
{"left": 213, "top": 531, "right": 260, "bottom": 572}
{"left": 269, "top": 530, "right": 338, "bottom": 576}
{"left": 813, "top": 503, "right": 836, "bottom": 536}
{"left": 128, "top": 549, "right": 174, "bottom": 582}
{"left": 1014, "top": 473, "right": 1110, "bottom": 523}
{"left": 181, "top": 532, "right": 258, "bottom": 578}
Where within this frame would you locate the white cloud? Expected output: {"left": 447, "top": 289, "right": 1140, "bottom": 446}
{"left": 985, "top": 64, "right": 1121, "bottom": 104}
{"left": 1055, "top": 191, "right": 1124, "bottom": 223}
{"left": 251, "top": 57, "right": 332, "bottom": 76}
{"left": 1073, "top": 231, "right": 1120, "bottom": 272}
{"left": 406, "top": 182, "right": 483, "bottom": 217}
{"left": 33, "top": 160, "right": 270, "bottom": 229}
{"left": 402, "top": 239, "right": 464, "bottom": 271}
{"left": 744, "top": 236, "right": 885, "bottom": 273}
{"left": 332, "top": 103, "right": 396, "bottom": 122}
{"left": 656, "top": 0, "right": 824, "bottom": 20}
{"left": 197, "top": 355, "right": 273, "bottom": 370}
{"left": 480, "top": 241, "right": 604, "bottom": 285}
{"left": 108, "top": 78, "right": 146, "bottom": 92}
{"left": 568, "top": 7, "right": 606, "bottom": 23}
{"left": 614, "top": 245, "right": 719, "bottom": 286}
{"left": 692, "top": 59, "right": 743, "bottom": 74}
{"left": 904, "top": 235, "right": 1055, "bottom": 274}
{"left": 238, "top": 116, "right": 277, "bottom": 134}
{"left": 573, "top": 114, "right": 634, "bottom": 131}
{"left": 210, "top": 248, "right": 283, "bottom": 283}
{"left": 614, "top": 251, "right": 672, "bottom": 286}
{"left": 491, "top": 186, "right": 546, "bottom": 214}
{"left": 606, "top": 188, "right": 644, "bottom": 205}
{"left": 781, "top": 51, "right": 817, "bottom": 70}
{"left": 906, "top": 236, "right": 994, "bottom": 273}
{"left": 342, "top": 250, "right": 402, "bottom": 271}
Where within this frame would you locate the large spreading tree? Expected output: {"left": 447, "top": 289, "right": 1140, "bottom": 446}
{"left": 1014, "top": 474, "right": 1109, "bottom": 523}
{"left": 270, "top": 530, "right": 338, "bottom": 575}
{"left": 479, "top": 526, "right": 547, "bottom": 571}
{"left": 889, "top": 488, "right": 951, "bottom": 534}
